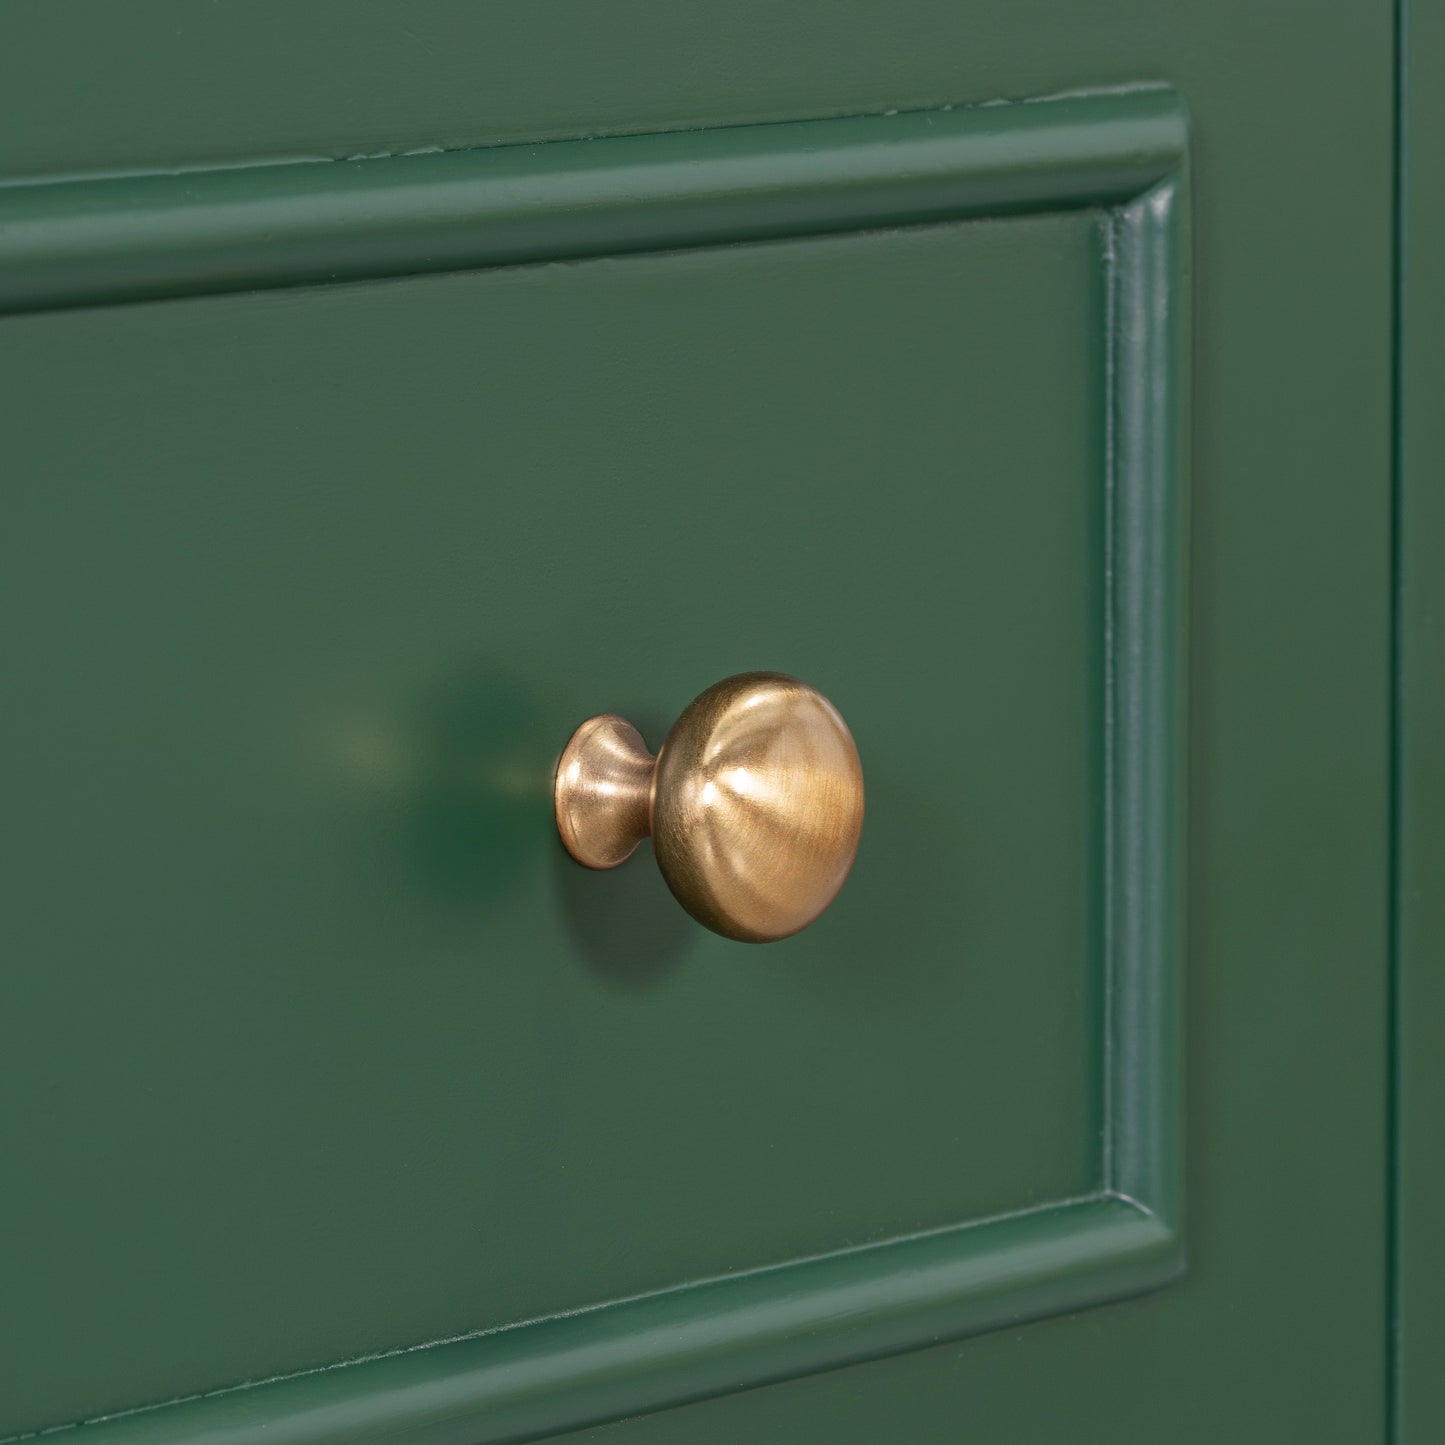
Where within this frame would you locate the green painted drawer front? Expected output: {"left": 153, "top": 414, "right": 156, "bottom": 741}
{"left": 3, "top": 86, "right": 1198, "bottom": 1428}
{"left": 0, "top": 0, "right": 1395, "bottom": 1441}
{"left": 6, "top": 202, "right": 1114, "bottom": 1431}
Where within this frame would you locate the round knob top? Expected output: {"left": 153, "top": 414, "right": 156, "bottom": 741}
{"left": 554, "top": 672, "right": 864, "bottom": 943}
{"left": 652, "top": 673, "right": 864, "bottom": 942}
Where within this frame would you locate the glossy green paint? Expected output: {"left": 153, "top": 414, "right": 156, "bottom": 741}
{"left": 47, "top": 1202, "right": 1174, "bottom": 1445}
{"left": 0, "top": 2, "right": 1394, "bottom": 1443}
{"left": 1395, "top": 0, "right": 1444, "bottom": 1438}
{"left": 1, "top": 94, "right": 1187, "bottom": 1443}
{"left": 0, "top": 90, "right": 1179, "bottom": 316}
{"left": 2, "top": 180, "right": 1111, "bottom": 1437}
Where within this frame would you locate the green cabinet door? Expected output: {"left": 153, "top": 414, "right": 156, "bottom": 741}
{"left": 0, "top": 2, "right": 1396, "bottom": 1442}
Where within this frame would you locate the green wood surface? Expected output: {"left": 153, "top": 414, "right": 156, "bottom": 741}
{"left": 0, "top": 0, "right": 1394, "bottom": 1441}
{"left": 0, "top": 90, "right": 1183, "bottom": 316}
{"left": 3, "top": 210, "right": 1114, "bottom": 1436}
{"left": 1396, "top": 0, "right": 1444, "bottom": 1438}
{"left": 0, "top": 88, "right": 1191, "bottom": 1444}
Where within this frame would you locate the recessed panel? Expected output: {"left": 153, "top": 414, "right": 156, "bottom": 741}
{"left": 0, "top": 213, "right": 1103, "bottom": 1432}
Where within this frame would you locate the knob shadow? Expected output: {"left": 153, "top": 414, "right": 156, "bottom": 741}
{"left": 389, "top": 666, "right": 553, "bottom": 909}
{"left": 553, "top": 837, "right": 699, "bottom": 992}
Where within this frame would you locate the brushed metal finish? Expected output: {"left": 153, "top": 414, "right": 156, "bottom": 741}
{"left": 554, "top": 714, "right": 655, "bottom": 870}
{"left": 554, "top": 673, "right": 864, "bottom": 942}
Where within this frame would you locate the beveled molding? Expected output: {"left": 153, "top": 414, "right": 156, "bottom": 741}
{"left": 6, "top": 88, "right": 1189, "bottom": 1445}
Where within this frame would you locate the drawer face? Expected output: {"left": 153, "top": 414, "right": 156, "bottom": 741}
{"left": 2, "top": 212, "right": 1106, "bottom": 1429}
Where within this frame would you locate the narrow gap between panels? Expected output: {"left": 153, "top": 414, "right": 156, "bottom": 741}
{"left": 1386, "top": 0, "right": 1407, "bottom": 1440}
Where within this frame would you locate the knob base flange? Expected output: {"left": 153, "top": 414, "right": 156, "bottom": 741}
{"left": 554, "top": 714, "right": 656, "bottom": 869}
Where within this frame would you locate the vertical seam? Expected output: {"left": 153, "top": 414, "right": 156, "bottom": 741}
{"left": 1387, "top": 0, "right": 1407, "bottom": 1440}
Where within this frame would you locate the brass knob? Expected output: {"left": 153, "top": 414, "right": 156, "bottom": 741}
{"left": 554, "top": 672, "right": 864, "bottom": 943}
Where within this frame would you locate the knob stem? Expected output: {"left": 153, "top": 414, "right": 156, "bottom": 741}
{"left": 554, "top": 714, "right": 657, "bottom": 869}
